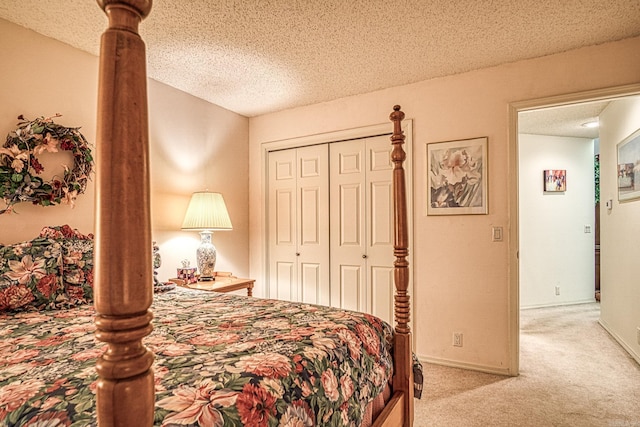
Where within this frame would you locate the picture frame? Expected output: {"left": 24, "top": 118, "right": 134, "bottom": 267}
{"left": 427, "top": 136, "right": 488, "bottom": 215}
{"left": 543, "top": 169, "right": 567, "bottom": 192}
{"left": 617, "top": 127, "right": 640, "bottom": 202}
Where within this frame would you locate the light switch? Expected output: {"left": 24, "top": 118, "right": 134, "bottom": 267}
{"left": 492, "top": 226, "right": 503, "bottom": 242}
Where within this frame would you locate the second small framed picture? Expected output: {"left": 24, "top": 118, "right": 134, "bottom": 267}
{"left": 617, "top": 127, "right": 640, "bottom": 202}
{"left": 543, "top": 169, "right": 566, "bottom": 192}
{"left": 427, "top": 137, "right": 488, "bottom": 215}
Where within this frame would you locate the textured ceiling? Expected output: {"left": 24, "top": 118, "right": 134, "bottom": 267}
{"left": 519, "top": 101, "right": 611, "bottom": 140}
{"left": 0, "top": 0, "right": 639, "bottom": 119}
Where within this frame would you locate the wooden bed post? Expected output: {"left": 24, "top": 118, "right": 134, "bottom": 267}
{"left": 390, "top": 105, "right": 414, "bottom": 426}
{"left": 94, "top": 1, "right": 155, "bottom": 426}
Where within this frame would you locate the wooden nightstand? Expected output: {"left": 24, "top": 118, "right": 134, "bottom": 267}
{"left": 169, "top": 276, "right": 254, "bottom": 296}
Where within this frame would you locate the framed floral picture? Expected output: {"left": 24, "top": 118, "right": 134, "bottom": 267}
{"left": 427, "top": 137, "right": 488, "bottom": 215}
{"left": 617, "top": 127, "right": 640, "bottom": 202}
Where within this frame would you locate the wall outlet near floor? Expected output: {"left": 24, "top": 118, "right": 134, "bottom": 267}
{"left": 453, "top": 332, "right": 463, "bottom": 347}
{"left": 555, "top": 286, "right": 560, "bottom": 296}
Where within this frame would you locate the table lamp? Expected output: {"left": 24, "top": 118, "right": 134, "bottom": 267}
{"left": 181, "top": 191, "right": 232, "bottom": 280}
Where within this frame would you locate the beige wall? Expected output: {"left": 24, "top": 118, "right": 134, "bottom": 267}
{"left": 147, "top": 80, "right": 250, "bottom": 282}
{"left": 0, "top": 19, "right": 98, "bottom": 241}
{"left": 0, "top": 19, "right": 250, "bottom": 282}
{"left": 599, "top": 97, "right": 640, "bottom": 364}
{"left": 249, "top": 36, "right": 640, "bottom": 373}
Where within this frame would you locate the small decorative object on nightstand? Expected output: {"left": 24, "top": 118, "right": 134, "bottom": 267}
{"left": 152, "top": 241, "right": 161, "bottom": 287}
{"left": 177, "top": 259, "right": 197, "bottom": 284}
{"left": 152, "top": 241, "right": 175, "bottom": 293}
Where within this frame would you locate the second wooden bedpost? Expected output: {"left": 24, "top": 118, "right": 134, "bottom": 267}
{"left": 390, "top": 105, "right": 414, "bottom": 427}
{"left": 94, "top": 1, "right": 155, "bottom": 425}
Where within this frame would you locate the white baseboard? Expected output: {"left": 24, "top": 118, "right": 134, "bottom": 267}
{"left": 520, "top": 299, "right": 596, "bottom": 310}
{"left": 417, "top": 355, "right": 513, "bottom": 377}
{"left": 598, "top": 318, "right": 640, "bottom": 366}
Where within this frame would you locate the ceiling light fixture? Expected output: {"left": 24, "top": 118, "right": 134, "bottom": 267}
{"left": 581, "top": 120, "right": 599, "bottom": 128}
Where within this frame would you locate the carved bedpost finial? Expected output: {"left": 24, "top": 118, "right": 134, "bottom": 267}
{"left": 390, "top": 104, "right": 405, "bottom": 124}
{"left": 98, "top": 0, "right": 152, "bottom": 17}
{"left": 390, "top": 105, "right": 406, "bottom": 164}
{"left": 390, "top": 104, "right": 404, "bottom": 118}
{"left": 98, "top": 0, "right": 152, "bottom": 33}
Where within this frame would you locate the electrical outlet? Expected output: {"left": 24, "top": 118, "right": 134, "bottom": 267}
{"left": 584, "top": 225, "right": 591, "bottom": 233}
{"left": 453, "top": 332, "right": 463, "bottom": 347}
{"left": 555, "top": 286, "right": 560, "bottom": 296}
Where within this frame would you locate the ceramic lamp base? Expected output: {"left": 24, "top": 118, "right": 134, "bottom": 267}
{"left": 196, "top": 231, "right": 217, "bottom": 280}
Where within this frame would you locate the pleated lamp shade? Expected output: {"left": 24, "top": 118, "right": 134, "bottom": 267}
{"left": 181, "top": 192, "right": 233, "bottom": 231}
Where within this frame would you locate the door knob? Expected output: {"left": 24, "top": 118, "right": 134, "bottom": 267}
{"left": 362, "top": 254, "right": 368, "bottom": 259}
{"left": 296, "top": 252, "right": 300, "bottom": 256}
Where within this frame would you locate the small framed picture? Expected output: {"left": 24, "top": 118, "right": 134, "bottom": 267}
{"left": 427, "top": 137, "right": 488, "bottom": 215}
{"left": 543, "top": 170, "right": 566, "bottom": 192}
{"left": 617, "top": 127, "right": 640, "bottom": 202}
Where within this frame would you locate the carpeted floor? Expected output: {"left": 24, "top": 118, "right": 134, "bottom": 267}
{"left": 415, "top": 303, "right": 640, "bottom": 426}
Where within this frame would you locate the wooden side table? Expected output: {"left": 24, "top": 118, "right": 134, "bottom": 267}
{"left": 169, "top": 276, "right": 254, "bottom": 296}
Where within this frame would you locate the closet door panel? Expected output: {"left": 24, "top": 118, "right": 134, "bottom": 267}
{"left": 276, "top": 190, "right": 295, "bottom": 245}
{"left": 275, "top": 261, "right": 296, "bottom": 301}
{"left": 300, "top": 262, "right": 321, "bottom": 304}
{"left": 296, "top": 145, "right": 329, "bottom": 305}
{"left": 369, "top": 181, "right": 393, "bottom": 247}
{"left": 300, "top": 187, "right": 321, "bottom": 245}
{"left": 339, "top": 265, "right": 364, "bottom": 312}
{"left": 330, "top": 140, "right": 366, "bottom": 309}
{"left": 268, "top": 149, "right": 298, "bottom": 300}
{"left": 365, "top": 136, "right": 394, "bottom": 324}
{"left": 339, "top": 184, "right": 362, "bottom": 245}
{"left": 370, "top": 266, "right": 394, "bottom": 326}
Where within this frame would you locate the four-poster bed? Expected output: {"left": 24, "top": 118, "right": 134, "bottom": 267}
{"left": 0, "top": 0, "right": 417, "bottom": 425}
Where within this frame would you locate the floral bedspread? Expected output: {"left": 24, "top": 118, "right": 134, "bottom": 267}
{"left": 0, "top": 288, "right": 395, "bottom": 426}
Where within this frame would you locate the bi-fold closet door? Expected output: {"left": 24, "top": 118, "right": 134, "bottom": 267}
{"left": 329, "top": 135, "right": 395, "bottom": 324}
{"left": 267, "top": 144, "right": 330, "bottom": 306}
{"left": 267, "top": 135, "right": 395, "bottom": 324}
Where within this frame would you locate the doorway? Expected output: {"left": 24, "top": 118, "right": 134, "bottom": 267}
{"left": 517, "top": 103, "right": 602, "bottom": 309}
{"left": 508, "top": 84, "right": 640, "bottom": 374}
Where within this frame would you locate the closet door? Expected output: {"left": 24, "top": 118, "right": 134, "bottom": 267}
{"left": 267, "top": 145, "right": 329, "bottom": 305}
{"left": 330, "top": 135, "right": 395, "bottom": 324}
{"left": 268, "top": 149, "right": 297, "bottom": 301}
{"left": 365, "top": 136, "right": 395, "bottom": 325}
{"left": 329, "top": 139, "right": 366, "bottom": 311}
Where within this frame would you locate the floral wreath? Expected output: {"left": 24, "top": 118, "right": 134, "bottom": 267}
{"left": 0, "top": 114, "right": 93, "bottom": 214}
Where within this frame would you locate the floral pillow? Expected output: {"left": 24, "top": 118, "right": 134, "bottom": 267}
{"left": 39, "top": 224, "right": 94, "bottom": 241}
{"left": 0, "top": 237, "right": 66, "bottom": 312}
{"left": 39, "top": 225, "right": 94, "bottom": 306}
